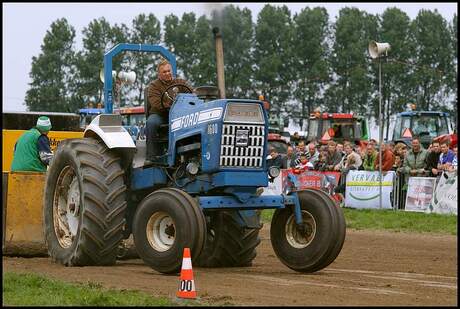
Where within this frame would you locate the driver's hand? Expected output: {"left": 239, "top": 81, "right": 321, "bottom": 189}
{"left": 164, "top": 91, "right": 175, "bottom": 107}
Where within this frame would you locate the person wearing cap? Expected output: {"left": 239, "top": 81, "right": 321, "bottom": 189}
{"left": 11, "top": 116, "right": 54, "bottom": 172}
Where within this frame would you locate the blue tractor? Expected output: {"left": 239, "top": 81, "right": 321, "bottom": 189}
{"left": 392, "top": 104, "right": 454, "bottom": 149}
{"left": 43, "top": 43, "right": 345, "bottom": 274}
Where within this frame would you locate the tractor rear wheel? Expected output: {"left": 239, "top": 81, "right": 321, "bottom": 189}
{"left": 195, "top": 210, "right": 261, "bottom": 267}
{"left": 43, "top": 138, "right": 128, "bottom": 266}
{"left": 270, "top": 189, "right": 346, "bottom": 273}
{"left": 132, "top": 188, "right": 205, "bottom": 274}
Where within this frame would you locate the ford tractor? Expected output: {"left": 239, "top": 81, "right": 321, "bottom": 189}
{"left": 43, "top": 43, "right": 345, "bottom": 274}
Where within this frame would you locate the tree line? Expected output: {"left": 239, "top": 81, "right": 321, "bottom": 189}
{"left": 25, "top": 4, "right": 457, "bottom": 136}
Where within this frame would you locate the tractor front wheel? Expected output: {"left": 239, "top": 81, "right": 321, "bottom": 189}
{"left": 132, "top": 188, "right": 205, "bottom": 274}
{"left": 270, "top": 189, "right": 346, "bottom": 273}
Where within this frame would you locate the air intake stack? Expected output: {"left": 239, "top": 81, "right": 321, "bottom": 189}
{"left": 212, "top": 27, "right": 226, "bottom": 99}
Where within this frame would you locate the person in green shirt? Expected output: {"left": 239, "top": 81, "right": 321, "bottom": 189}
{"left": 400, "top": 137, "right": 428, "bottom": 177}
{"left": 362, "top": 143, "right": 378, "bottom": 171}
{"left": 11, "top": 116, "right": 54, "bottom": 172}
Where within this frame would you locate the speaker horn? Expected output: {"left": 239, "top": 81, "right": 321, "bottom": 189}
{"left": 117, "top": 71, "right": 136, "bottom": 84}
{"left": 99, "top": 69, "right": 117, "bottom": 83}
{"left": 368, "top": 41, "right": 391, "bottom": 59}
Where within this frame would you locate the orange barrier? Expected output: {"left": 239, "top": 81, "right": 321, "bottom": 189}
{"left": 2, "top": 171, "right": 47, "bottom": 255}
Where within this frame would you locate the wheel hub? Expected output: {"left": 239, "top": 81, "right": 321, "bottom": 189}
{"left": 285, "top": 210, "right": 317, "bottom": 249}
{"left": 146, "top": 212, "right": 176, "bottom": 252}
{"left": 53, "top": 166, "right": 80, "bottom": 248}
{"left": 66, "top": 178, "right": 80, "bottom": 236}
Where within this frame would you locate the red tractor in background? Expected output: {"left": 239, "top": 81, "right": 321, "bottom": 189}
{"left": 306, "top": 109, "right": 370, "bottom": 150}
{"left": 433, "top": 133, "right": 457, "bottom": 149}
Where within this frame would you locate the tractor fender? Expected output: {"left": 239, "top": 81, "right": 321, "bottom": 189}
{"left": 84, "top": 114, "right": 136, "bottom": 149}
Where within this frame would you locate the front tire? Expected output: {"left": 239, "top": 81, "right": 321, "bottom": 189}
{"left": 43, "top": 138, "right": 128, "bottom": 266}
{"left": 270, "top": 189, "right": 346, "bottom": 272}
{"left": 132, "top": 188, "right": 205, "bottom": 274}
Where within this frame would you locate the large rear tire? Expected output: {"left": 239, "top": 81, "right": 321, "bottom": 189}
{"left": 132, "top": 188, "right": 205, "bottom": 274}
{"left": 43, "top": 138, "right": 128, "bottom": 266}
{"left": 270, "top": 189, "right": 346, "bottom": 272}
{"left": 195, "top": 210, "right": 261, "bottom": 267}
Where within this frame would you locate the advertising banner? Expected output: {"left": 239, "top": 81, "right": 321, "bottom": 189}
{"left": 405, "top": 177, "right": 437, "bottom": 213}
{"left": 261, "top": 169, "right": 341, "bottom": 195}
{"left": 344, "top": 171, "right": 395, "bottom": 209}
{"left": 280, "top": 169, "right": 341, "bottom": 190}
{"left": 429, "top": 172, "right": 457, "bottom": 215}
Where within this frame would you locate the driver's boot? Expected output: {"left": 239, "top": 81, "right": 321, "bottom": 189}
{"left": 145, "top": 141, "right": 168, "bottom": 166}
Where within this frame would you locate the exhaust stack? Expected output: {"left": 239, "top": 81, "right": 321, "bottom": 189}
{"left": 213, "top": 27, "right": 226, "bottom": 99}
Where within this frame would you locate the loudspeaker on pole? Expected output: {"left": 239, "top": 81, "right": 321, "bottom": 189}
{"left": 368, "top": 41, "right": 391, "bottom": 59}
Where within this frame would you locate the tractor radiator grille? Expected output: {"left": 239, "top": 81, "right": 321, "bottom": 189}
{"left": 220, "top": 124, "right": 265, "bottom": 168}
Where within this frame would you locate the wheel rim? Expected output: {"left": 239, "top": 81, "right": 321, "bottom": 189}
{"left": 285, "top": 210, "right": 317, "bottom": 249}
{"left": 146, "top": 211, "right": 175, "bottom": 252}
{"left": 53, "top": 165, "right": 81, "bottom": 249}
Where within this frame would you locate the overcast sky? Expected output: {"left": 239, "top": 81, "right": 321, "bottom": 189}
{"left": 3, "top": 2, "right": 457, "bottom": 112}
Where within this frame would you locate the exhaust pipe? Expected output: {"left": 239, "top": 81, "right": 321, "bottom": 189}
{"left": 213, "top": 27, "right": 226, "bottom": 99}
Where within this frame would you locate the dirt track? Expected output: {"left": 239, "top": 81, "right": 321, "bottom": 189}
{"left": 3, "top": 225, "right": 457, "bottom": 306}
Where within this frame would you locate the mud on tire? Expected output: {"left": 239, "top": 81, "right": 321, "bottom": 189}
{"left": 43, "top": 138, "right": 128, "bottom": 266}
{"left": 195, "top": 210, "right": 262, "bottom": 267}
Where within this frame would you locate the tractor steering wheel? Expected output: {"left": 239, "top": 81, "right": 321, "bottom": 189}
{"left": 160, "top": 82, "right": 193, "bottom": 109}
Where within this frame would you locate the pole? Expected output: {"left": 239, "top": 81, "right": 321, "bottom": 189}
{"left": 213, "top": 27, "right": 226, "bottom": 99}
{"left": 378, "top": 57, "right": 383, "bottom": 209}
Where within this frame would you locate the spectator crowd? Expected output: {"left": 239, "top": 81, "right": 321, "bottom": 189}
{"left": 267, "top": 134, "right": 458, "bottom": 188}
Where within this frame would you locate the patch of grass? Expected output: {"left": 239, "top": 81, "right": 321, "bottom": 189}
{"left": 342, "top": 208, "right": 457, "bottom": 235}
{"left": 2, "top": 272, "right": 183, "bottom": 306}
{"left": 261, "top": 209, "right": 275, "bottom": 223}
{"left": 261, "top": 208, "right": 457, "bottom": 235}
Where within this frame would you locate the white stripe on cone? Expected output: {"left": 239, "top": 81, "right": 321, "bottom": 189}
{"left": 182, "top": 258, "right": 192, "bottom": 270}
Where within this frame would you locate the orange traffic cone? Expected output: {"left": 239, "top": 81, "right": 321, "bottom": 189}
{"left": 177, "top": 247, "right": 197, "bottom": 299}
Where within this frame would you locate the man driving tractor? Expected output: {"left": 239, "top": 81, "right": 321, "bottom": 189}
{"left": 145, "top": 59, "right": 193, "bottom": 164}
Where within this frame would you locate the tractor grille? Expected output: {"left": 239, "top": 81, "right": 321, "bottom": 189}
{"left": 220, "top": 124, "right": 265, "bottom": 168}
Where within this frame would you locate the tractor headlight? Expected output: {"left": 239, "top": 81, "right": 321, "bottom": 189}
{"left": 186, "top": 162, "right": 199, "bottom": 175}
{"left": 268, "top": 166, "right": 280, "bottom": 179}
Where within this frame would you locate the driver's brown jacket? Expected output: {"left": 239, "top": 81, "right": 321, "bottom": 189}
{"left": 147, "top": 78, "right": 191, "bottom": 118}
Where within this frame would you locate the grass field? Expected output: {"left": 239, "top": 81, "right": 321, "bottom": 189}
{"left": 261, "top": 207, "right": 458, "bottom": 235}
{"left": 2, "top": 272, "right": 194, "bottom": 306}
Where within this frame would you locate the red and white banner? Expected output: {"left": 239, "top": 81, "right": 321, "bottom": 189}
{"left": 262, "top": 169, "right": 341, "bottom": 197}
{"left": 405, "top": 177, "right": 437, "bottom": 213}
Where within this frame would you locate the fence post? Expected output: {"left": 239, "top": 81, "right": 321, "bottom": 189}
{"left": 392, "top": 171, "right": 398, "bottom": 211}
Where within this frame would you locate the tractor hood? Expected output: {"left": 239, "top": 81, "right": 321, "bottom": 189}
{"left": 168, "top": 94, "right": 268, "bottom": 173}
